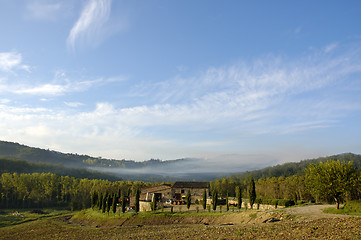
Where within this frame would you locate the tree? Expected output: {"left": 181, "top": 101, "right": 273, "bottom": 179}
{"left": 102, "top": 193, "right": 107, "bottom": 213}
{"left": 106, "top": 195, "right": 111, "bottom": 214}
{"left": 186, "top": 190, "right": 191, "bottom": 210}
{"left": 212, "top": 191, "right": 218, "bottom": 211}
{"left": 91, "top": 192, "right": 98, "bottom": 209}
{"left": 226, "top": 192, "right": 229, "bottom": 211}
{"left": 98, "top": 192, "right": 103, "bottom": 210}
{"left": 151, "top": 194, "right": 158, "bottom": 211}
{"left": 121, "top": 195, "right": 127, "bottom": 213}
{"left": 305, "top": 160, "right": 357, "bottom": 209}
{"left": 202, "top": 189, "right": 207, "bottom": 210}
{"left": 248, "top": 176, "right": 256, "bottom": 209}
{"left": 236, "top": 186, "right": 242, "bottom": 209}
{"left": 112, "top": 194, "right": 117, "bottom": 214}
{"left": 135, "top": 188, "right": 140, "bottom": 213}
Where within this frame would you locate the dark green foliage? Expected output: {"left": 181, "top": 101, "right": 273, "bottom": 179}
{"left": 256, "top": 197, "right": 295, "bottom": 207}
{"left": 212, "top": 191, "right": 218, "bottom": 211}
{"left": 91, "top": 192, "right": 98, "bottom": 209}
{"left": 236, "top": 186, "right": 242, "bottom": 209}
{"left": 226, "top": 193, "right": 229, "bottom": 211}
{"left": 186, "top": 190, "right": 191, "bottom": 210}
{"left": 203, "top": 189, "right": 207, "bottom": 210}
{"left": 249, "top": 176, "right": 256, "bottom": 209}
{"left": 0, "top": 171, "right": 154, "bottom": 211}
{"left": 121, "top": 195, "right": 127, "bottom": 213}
{"left": 151, "top": 194, "right": 158, "bottom": 211}
{"left": 112, "top": 194, "right": 117, "bottom": 214}
{"left": 98, "top": 193, "right": 103, "bottom": 210}
{"left": 135, "top": 189, "right": 140, "bottom": 213}
{"left": 106, "top": 195, "right": 112, "bottom": 214}
{"left": 102, "top": 194, "right": 107, "bottom": 213}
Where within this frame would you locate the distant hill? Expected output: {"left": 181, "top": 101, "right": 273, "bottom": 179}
{"left": 0, "top": 158, "right": 122, "bottom": 181}
{"left": 227, "top": 153, "right": 361, "bottom": 182}
{"left": 2, "top": 140, "right": 360, "bottom": 183}
{"left": 0, "top": 140, "right": 186, "bottom": 169}
{"left": 0, "top": 140, "right": 219, "bottom": 182}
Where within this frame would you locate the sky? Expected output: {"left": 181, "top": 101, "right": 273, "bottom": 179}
{"left": 0, "top": 0, "right": 361, "bottom": 167}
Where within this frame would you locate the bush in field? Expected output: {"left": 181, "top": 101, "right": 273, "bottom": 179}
{"left": 344, "top": 201, "right": 361, "bottom": 213}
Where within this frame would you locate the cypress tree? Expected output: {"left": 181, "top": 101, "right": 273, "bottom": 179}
{"left": 202, "top": 189, "right": 207, "bottom": 210}
{"left": 135, "top": 189, "right": 140, "bottom": 213}
{"left": 106, "top": 194, "right": 111, "bottom": 214}
{"left": 186, "top": 190, "right": 191, "bottom": 210}
{"left": 102, "top": 193, "right": 107, "bottom": 213}
{"left": 236, "top": 186, "right": 242, "bottom": 209}
{"left": 212, "top": 191, "right": 218, "bottom": 211}
{"left": 121, "top": 195, "right": 126, "bottom": 213}
{"left": 152, "top": 194, "right": 157, "bottom": 211}
{"left": 249, "top": 176, "right": 256, "bottom": 209}
{"left": 98, "top": 192, "right": 103, "bottom": 210}
{"left": 91, "top": 192, "right": 98, "bottom": 209}
{"left": 112, "top": 194, "right": 117, "bottom": 214}
{"left": 226, "top": 192, "right": 229, "bottom": 211}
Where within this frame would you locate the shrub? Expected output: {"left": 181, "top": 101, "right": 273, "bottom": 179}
{"left": 344, "top": 201, "right": 361, "bottom": 213}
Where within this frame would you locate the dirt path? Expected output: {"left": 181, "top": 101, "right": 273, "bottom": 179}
{"left": 277, "top": 204, "right": 351, "bottom": 219}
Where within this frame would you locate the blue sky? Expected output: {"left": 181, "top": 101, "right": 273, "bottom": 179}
{"left": 0, "top": 0, "right": 361, "bottom": 166}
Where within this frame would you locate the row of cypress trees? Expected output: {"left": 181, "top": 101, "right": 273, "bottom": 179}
{"left": 91, "top": 188, "right": 141, "bottom": 214}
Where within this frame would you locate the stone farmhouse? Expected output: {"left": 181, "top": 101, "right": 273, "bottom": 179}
{"left": 140, "top": 181, "right": 210, "bottom": 205}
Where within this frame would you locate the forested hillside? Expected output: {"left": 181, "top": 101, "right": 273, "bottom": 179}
{"left": 0, "top": 158, "right": 121, "bottom": 181}
{"left": 227, "top": 153, "right": 361, "bottom": 182}
{"left": 0, "top": 140, "right": 187, "bottom": 169}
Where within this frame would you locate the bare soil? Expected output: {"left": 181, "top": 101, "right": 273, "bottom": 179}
{"left": 0, "top": 205, "right": 360, "bottom": 239}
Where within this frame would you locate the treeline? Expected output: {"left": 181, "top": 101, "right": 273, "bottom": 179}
{"left": 0, "top": 172, "right": 154, "bottom": 210}
{"left": 211, "top": 158, "right": 361, "bottom": 207}
{"left": 227, "top": 153, "right": 361, "bottom": 182}
{"left": 0, "top": 158, "right": 121, "bottom": 182}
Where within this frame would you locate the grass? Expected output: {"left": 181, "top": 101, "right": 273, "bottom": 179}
{"left": 0, "top": 208, "right": 71, "bottom": 228}
{"left": 74, "top": 207, "right": 242, "bottom": 220}
{"left": 323, "top": 201, "right": 361, "bottom": 216}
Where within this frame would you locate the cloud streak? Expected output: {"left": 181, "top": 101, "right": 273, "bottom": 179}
{"left": 26, "top": 0, "right": 63, "bottom": 21}
{"left": 67, "top": 0, "right": 112, "bottom": 51}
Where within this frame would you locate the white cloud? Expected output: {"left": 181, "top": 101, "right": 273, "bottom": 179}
{"left": 64, "top": 102, "right": 84, "bottom": 108}
{"left": 0, "top": 52, "right": 30, "bottom": 72}
{"left": 14, "top": 84, "right": 67, "bottom": 95}
{"left": 67, "top": 0, "right": 112, "bottom": 51}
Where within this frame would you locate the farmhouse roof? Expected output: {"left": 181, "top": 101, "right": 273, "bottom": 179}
{"left": 140, "top": 184, "right": 172, "bottom": 193}
{"left": 172, "top": 181, "right": 209, "bottom": 189}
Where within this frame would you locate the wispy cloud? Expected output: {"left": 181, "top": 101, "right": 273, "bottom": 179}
{"left": 26, "top": 0, "right": 63, "bottom": 21}
{"left": 67, "top": 0, "right": 112, "bottom": 51}
{"left": 1, "top": 43, "right": 361, "bottom": 161}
